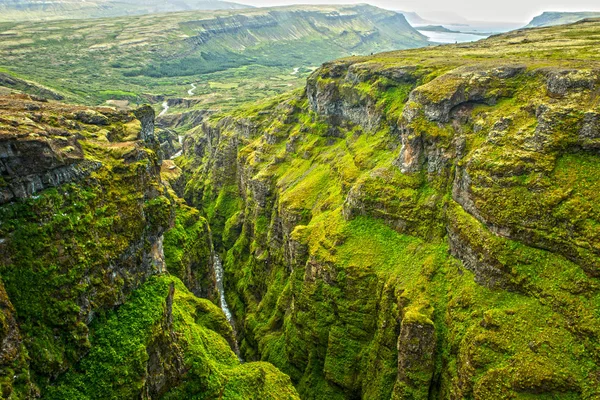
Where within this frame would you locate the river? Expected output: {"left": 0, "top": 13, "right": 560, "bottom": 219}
{"left": 214, "top": 253, "right": 242, "bottom": 360}
{"left": 417, "top": 30, "right": 488, "bottom": 43}
{"left": 158, "top": 100, "right": 168, "bottom": 117}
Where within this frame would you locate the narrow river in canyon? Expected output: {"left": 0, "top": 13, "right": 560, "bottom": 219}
{"left": 214, "top": 253, "right": 242, "bottom": 360}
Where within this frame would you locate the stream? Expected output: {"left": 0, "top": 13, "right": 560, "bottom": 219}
{"left": 170, "top": 135, "right": 185, "bottom": 159}
{"left": 214, "top": 253, "right": 242, "bottom": 360}
{"left": 158, "top": 100, "right": 169, "bottom": 117}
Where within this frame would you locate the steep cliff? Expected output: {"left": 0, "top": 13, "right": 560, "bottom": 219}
{"left": 179, "top": 19, "right": 600, "bottom": 399}
{"left": 0, "top": 94, "right": 298, "bottom": 399}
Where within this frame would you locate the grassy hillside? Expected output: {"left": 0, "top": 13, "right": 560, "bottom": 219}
{"left": 177, "top": 18, "right": 600, "bottom": 399}
{"left": 525, "top": 11, "right": 600, "bottom": 28}
{"left": 0, "top": 0, "right": 250, "bottom": 22}
{"left": 0, "top": 5, "right": 428, "bottom": 112}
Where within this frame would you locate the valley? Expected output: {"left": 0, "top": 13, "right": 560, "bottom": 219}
{"left": 0, "top": 0, "right": 251, "bottom": 22}
{"left": 0, "top": 4, "right": 428, "bottom": 125}
{"left": 1, "top": 4, "right": 600, "bottom": 400}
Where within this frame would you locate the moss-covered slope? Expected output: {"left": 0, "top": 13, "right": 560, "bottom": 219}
{"left": 0, "top": 94, "right": 298, "bottom": 399}
{"left": 179, "top": 19, "right": 600, "bottom": 399}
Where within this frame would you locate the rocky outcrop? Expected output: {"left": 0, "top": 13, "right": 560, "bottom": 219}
{"left": 0, "top": 72, "right": 63, "bottom": 100}
{"left": 134, "top": 104, "right": 156, "bottom": 143}
{"left": 404, "top": 65, "right": 526, "bottom": 123}
{"left": 306, "top": 62, "right": 422, "bottom": 134}
{"left": 544, "top": 69, "right": 597, "bottom": 97}
{"left": 141, "top": 283, "right": 186, "bottom": 399}
{"left": 393, "top": 312, "right": 436, "bottom": 399}
{"left": 0, "top": 95, "right": 155, "bottom": 204}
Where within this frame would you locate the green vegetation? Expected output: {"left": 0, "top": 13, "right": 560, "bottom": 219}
{"left": 0, "top": 95, "right": 298, "bottom": 398}
{"left": 44, "top": 275, "right": 298, "bottom": 400}
{"left": 0, "top": 5, "right": 428, "bottom": 112}
{"left": 525, "top": 12, "right": 600, "bottom": 28}
{"left": 0, "top": 0, "right": 249, "bottom": 22}
{"left": 3, "top": 13, "right": 600, "bottom": 400}
{"left": 178, "top": 18, "right": 600, "bottom": 399}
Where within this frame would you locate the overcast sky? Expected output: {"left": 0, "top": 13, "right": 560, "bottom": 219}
{"left": 240, "top": 0, "right": 600, "bottom": 23}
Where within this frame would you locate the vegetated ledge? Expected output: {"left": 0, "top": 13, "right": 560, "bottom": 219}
{"left": 177, "top": 19, "right": 600, "bottom": 400}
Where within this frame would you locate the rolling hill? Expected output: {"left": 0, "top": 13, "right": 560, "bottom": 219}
{"left": 0, "top": 0, "right": 251, "bottom": 21}
{"left": 0, "top": 4, "right": 429, "bottom": 113}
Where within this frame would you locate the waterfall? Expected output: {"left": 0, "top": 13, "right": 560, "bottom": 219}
{"left": 213, "top": 253, "right": 242, "bottom": 360}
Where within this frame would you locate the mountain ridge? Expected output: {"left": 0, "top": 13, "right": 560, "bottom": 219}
{"left": 525, "top": 10, "right": 600, "bottom": 28}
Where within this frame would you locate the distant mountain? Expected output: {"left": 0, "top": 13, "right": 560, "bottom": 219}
{"left": 397, "top": 11, "right": 432, "bottom": 26}
{"left": 525, "top": 11, "right": 600, "bottom": 28}
{"left": 417, "top": 25, "right": 460, "bottom": 33}
{"left": 0, "top": 0, "right": 252, "bottom": 21}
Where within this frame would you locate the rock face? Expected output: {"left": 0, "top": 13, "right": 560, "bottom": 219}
{"left": 157, "top": 109, "right": 214, "bottom": 131}
{"left": 0, "top": 94, "right": 299, "bottom": 399}
{"left": 0, "top": 94, "right": 173, "bottom": 383}
{"left": 0, "top": 279, "right": 33, "bottom": 398}
{"left": 180, "top": 21, "right": 600, "bottom": 400}
{"left": 393, "top": 313, "right": 436, "bottom": 399}
{"left": 134, "top": 104, "right": 157, "bottom": 143}
{"left": 141, "top": 283, "right": 186, "bottom": 399}
{"left": 0, "top": 95, "right": 141, "bottom": 204}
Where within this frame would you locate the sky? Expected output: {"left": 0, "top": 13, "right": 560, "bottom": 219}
{"left": 240, "top": 0, "right": 600, "bottom": 23}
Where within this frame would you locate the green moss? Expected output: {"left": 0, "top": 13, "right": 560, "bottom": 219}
{"left": 163, "top": 202, "right": 215, "bottom": 300}
{"left": 43, "top": 275, "right": 299, "bottom": 399}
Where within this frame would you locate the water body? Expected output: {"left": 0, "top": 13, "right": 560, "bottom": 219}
{"left": 214, "top": 254, "right": 242, "bottom": 360}
{"left": 418, "top": 30, "right": 488, "bottom": 43}
{"left": 158, "top": 100, "right": 168, "bottom": 117}
{"left": 188, "top": 83, "right": 197, "bottom": 96}
{"left": 415, "top": 21, "right": 522, "bottom": 44}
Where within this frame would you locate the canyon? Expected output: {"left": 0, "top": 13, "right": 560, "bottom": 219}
{"left": 0, "top": 9, "right": 600, "bottom": 400}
